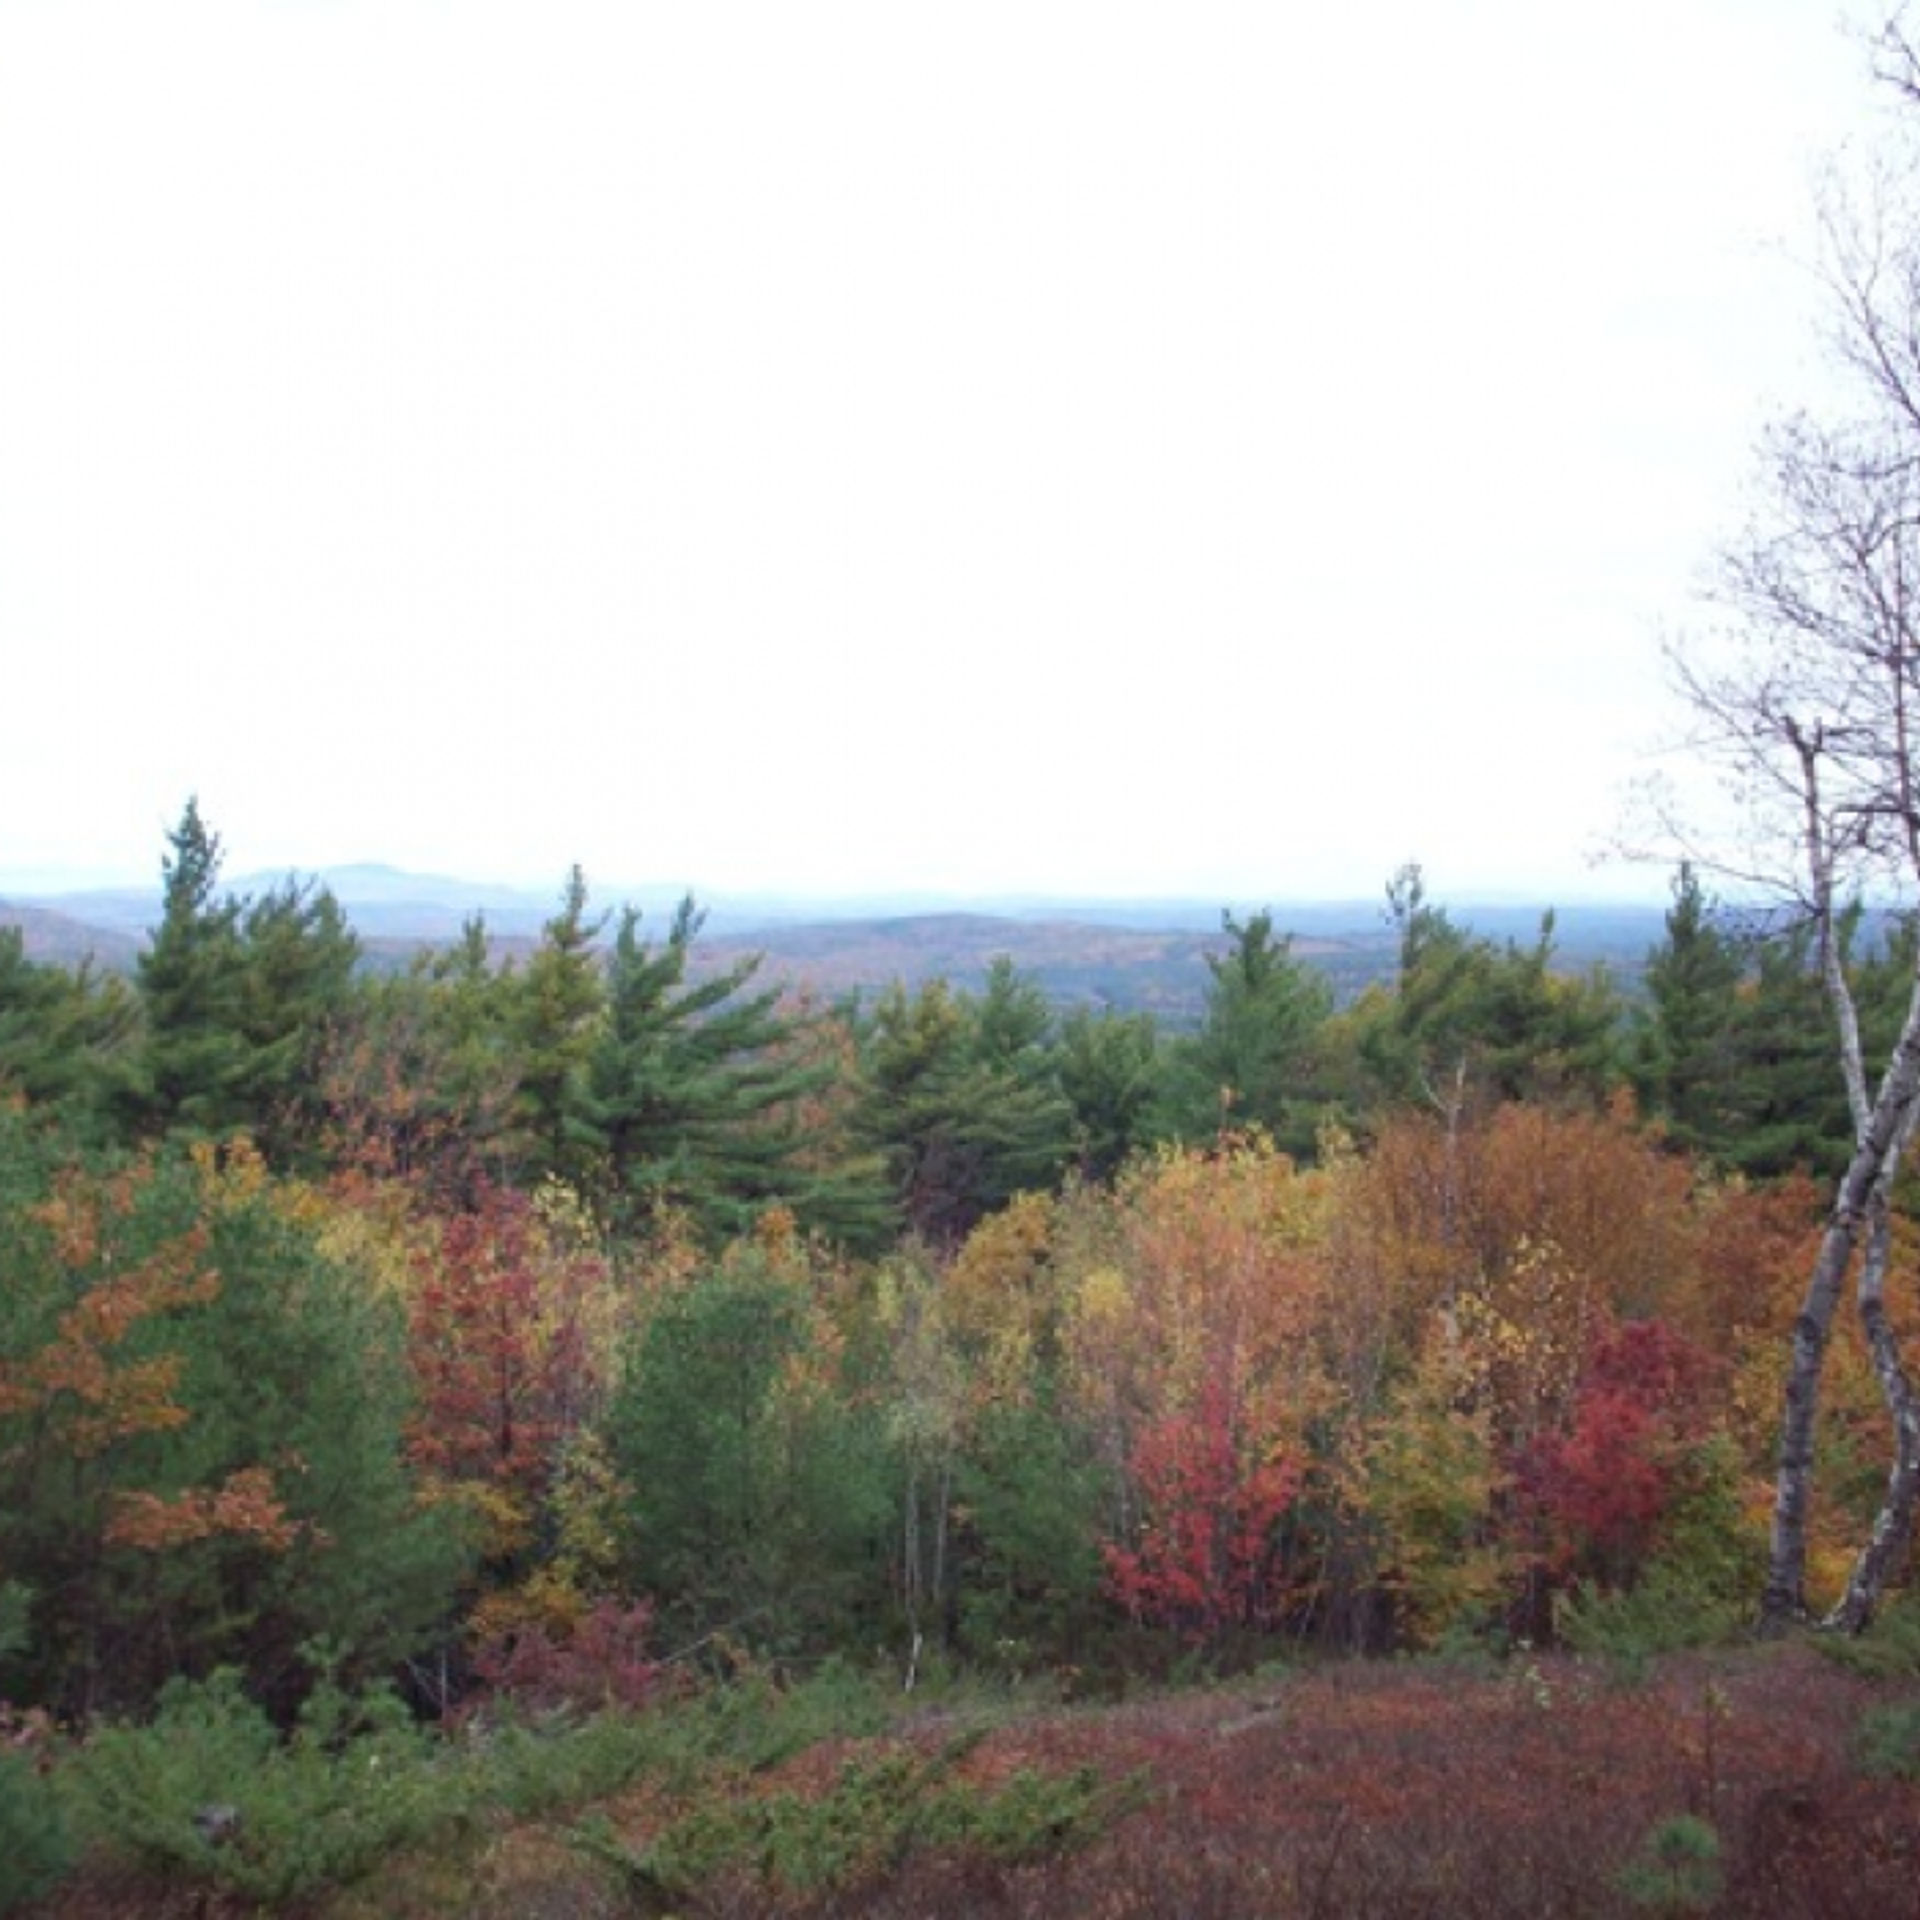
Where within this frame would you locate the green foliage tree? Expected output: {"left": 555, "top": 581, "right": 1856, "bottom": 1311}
{"left": 509, "top": 865, "right": 607, "bottom": 1186}
{"left": 234, "top": 876, "right": 361, "bottom": 1168}
{"left": 1161, "top": 909, "right": 1332, "bottom": 1154}
{"left": 606, "top": 1252, "right": 890, "bottom": 1646}
{"left": 128, "top": 801, "right": 363, "bottom": 1164}
{"left": 0, "top": 930, "right": 138, "bottom": 1141}
{"left": 857, "top": 966, "right": 1076, "bottom": 1246}
{"left": 0, "top": 1120, "right": 466, "bottom": 1716}
{"left": 0, "top": 1743, "right": 72, "bottom": 1915}
{"left": 1357, "top": 865, "right": 1621, "bottom": 1116}
{"left": 421, "top": 914, "right": 524, "bottom": 1182}
{"left": 1718, "top": 921, "right": 1851, "bottom": 1181}
{"left": 951, "top": 1396, "right": 1105, "bottom": 1661}
{"left": 583, "top": 899, "right": 888, "bottom": 1245}
{"left": 130, "top": 798, "right": 253, "bottom": 1140}
{"left": 1055, "top": 1004, "right": 1162, "bottom": 1183}
{"left": 1632, "top": 863, "right": 1745, "bottom": 1160}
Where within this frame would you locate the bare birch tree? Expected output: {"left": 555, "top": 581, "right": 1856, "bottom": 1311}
{"left": 1659, "top": 126, "right": 1920, "bottom": 1627}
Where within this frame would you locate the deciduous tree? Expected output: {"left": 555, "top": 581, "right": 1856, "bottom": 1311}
{"left": 1654, "top": 128, "right": 1920, "bottom": 1627}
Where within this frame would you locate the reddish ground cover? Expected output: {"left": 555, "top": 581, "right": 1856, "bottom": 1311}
{"left": 37, "top": 1640, "right": 1920, "bottom": 1919}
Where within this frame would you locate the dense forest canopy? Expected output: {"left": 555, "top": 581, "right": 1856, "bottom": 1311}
{"left": 1, "top": 799, "right": 1910, "bottom": 1737}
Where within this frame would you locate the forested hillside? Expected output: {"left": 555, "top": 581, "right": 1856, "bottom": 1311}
{"left": 7, "top": 804, "right": 1920, "bottom": 1912}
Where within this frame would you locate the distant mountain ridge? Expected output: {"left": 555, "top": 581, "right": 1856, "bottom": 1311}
{"left": 2, "top": 864, "right": 1672, "bottom": 1025}
{"left": 0, "top": 901, "right": 142, "bottom": 972}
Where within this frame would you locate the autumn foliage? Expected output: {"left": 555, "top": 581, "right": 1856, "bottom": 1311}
{"left": 0, "top": 1076, "right": 1808, "bottom": 1735}
{"left": 1102, "top": 1375, "right": 1302, "bottom": 1641}
{"left": 1517, "top": 1318, "right": 1724, "bottom": 1584}
{"left": 0, "top": 826, "right": 1901, "bottom": 1747}
{"left": 404, "top": 1182, "right": 614, "bottom": 1564}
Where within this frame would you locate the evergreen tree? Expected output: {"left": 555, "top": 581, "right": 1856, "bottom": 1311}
{"left": 0, "top": 933, "right": 138, "bottom": 1140}
{"left": 509, "top": 866, "right": 607, "bottom": 1186}
{"left": 1720, "top": 919, "right": 1857, "bottom": 1181}
{"left": 425, "top": 913, "right": 523, "bottom": 1176}
{"left": 606, "top": 1254, "right": 890, "bottom": 1644}
{"left": 1632, "top": 863, "right": 1745, "bottom": 1158}
{"left": 1055, "top": 1004, "right": 1162, "bottom": 1182}
{"left": 857, "top": 968, "right": 1075, "bottom": 1245}
{"left": 0, "top": 1122, "right": 465, "bottom": 1715}
{"left": 582, "top": 898, "right": 888, "bottom": 1244}
{"left": 962, "top": 957, "right": 1079, "bottom": 1200}
{"left": 130, "top": 798, "right": 252, "bottom": 1140}
{"left": 1161, "top": 909, "right": 1332, "bottom": 1154}
{"left": 128, "top": 801, "right": 363, "bottom": 1163}
{"left": 234, "top": 876, "right": 361, "bottom": 1168}
{"left": 1358, "top": 865, "right": 1621, "bottom": 1116}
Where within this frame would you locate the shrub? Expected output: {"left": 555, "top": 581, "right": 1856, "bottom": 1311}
{"left": 1856, "top": 1700, "right": 1920, "bottom": 1779}
{"left": 1615, "top": 1814, "right": 1723, "bottom": 1915}
{"left": 1555, "top": 1568, "right": 1742, "bottom": 1677}
{"left": 575, "top": 1733, "right": 1143, "bottom": 1903}
{"left": 0, "top": 1748, "right": 74, "bottom": 1915}
{"left": 468, "top": 1595, "right": 675, "bottom": 1718}
{"left": 1818, "top": 1590, "right": 1920, "bottom": 1679}
{"left": 72, "top": 1668, "right": 459, "bottom": 1905}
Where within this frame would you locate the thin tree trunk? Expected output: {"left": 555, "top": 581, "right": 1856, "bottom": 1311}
{"left": 1827, "top": 1205, "right": 1920, "bottom": 1630}
{"left": 1764, "top": 994, "right": 1920, "bottom": 1628}
{"left": 1762, "top": 1218, "right": 1853, "bottom": 1628}
{"left": 902, "top": 1469, "right": 921, "bottom": 1629}
{"left": 933, "top": 1457, "right": 958, "bottom": 1648}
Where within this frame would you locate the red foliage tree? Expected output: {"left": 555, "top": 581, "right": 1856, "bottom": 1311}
{"left": 1103, "top": 1374, "right": 1301, "bottom": 1644}
{"left": 1516, "top": 1317, "right": 1722, "bottom": 1588}
{"left": 405, "top": 1182, "right": 606, "bottom": 1562}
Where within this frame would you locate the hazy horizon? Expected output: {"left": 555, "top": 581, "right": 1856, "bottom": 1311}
{"left": 0, "top": 849, "right": 1670, "bottom": 917}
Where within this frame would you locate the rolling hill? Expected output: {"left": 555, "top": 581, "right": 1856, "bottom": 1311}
{"left": 2, "top": 869, "right": 1668, "bottom": 1026}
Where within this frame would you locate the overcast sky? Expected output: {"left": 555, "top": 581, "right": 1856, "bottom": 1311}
{"left": 0, "top": 2, "right": 1889, "bottom": 906}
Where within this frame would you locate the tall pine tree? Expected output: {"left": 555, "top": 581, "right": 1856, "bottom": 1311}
{"left": 1632, "top": 863, "right": 1744, "bottom": 1159}
{"left": 583, "top": 898, "right": 886, "bottom": 1244}
{"left": 509, "top": 866, "right": 607, "bottom": 1186}
{"left": 130, "top": 799, "right": 252, "bottom": 1141}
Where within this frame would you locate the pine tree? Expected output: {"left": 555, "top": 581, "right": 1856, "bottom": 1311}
{"left": 1721, "top": 920, "right": 1858, "bottom": 1181}
{"left": 130, "top": 802, "right": 363, "bottom": 1163}
{"left": 1056, "top": 1005, "right": 1161, "bottom": 1182}
{"left": 1162, "top": 909, "right": 1332, "bottom": 1153}
{"left": 235, "top": 877, "right": 361, "bottom": 1167}
{"left": 130, "top": 798, "right": 252, "bottom": 1140}
{"left": 582, "top": 898, "right": 887, "bottom": 1244}
{"left": 509, "top": 866, "right": 607, "bottom": 1186}
{"left": 0, "top": 933, "right": 138, "bottom": 1140}
{"left": 1358, "top": 865, "right": 1621, "bottom": 1116}
{"left": 1633, "top": 864, "right": 1745, "bottom": 1159}
{"left": 856, "top": 968, "right": 1075, "bottom": 1246}
{"left": 426, "top": 914, "right": 523, "bottom": 1175}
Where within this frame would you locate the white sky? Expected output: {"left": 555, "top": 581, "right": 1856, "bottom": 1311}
{"left": 0, "top": 2, "right": 1887, "bottom": 904}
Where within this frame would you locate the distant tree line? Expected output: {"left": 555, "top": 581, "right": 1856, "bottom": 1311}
{"left": 5, "top": 803, "right": 1896, "bottom": 1238}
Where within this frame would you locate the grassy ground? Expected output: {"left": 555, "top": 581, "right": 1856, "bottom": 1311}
{"left": 26, "top": 1638, "right": 1920, "bottom": 1919}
